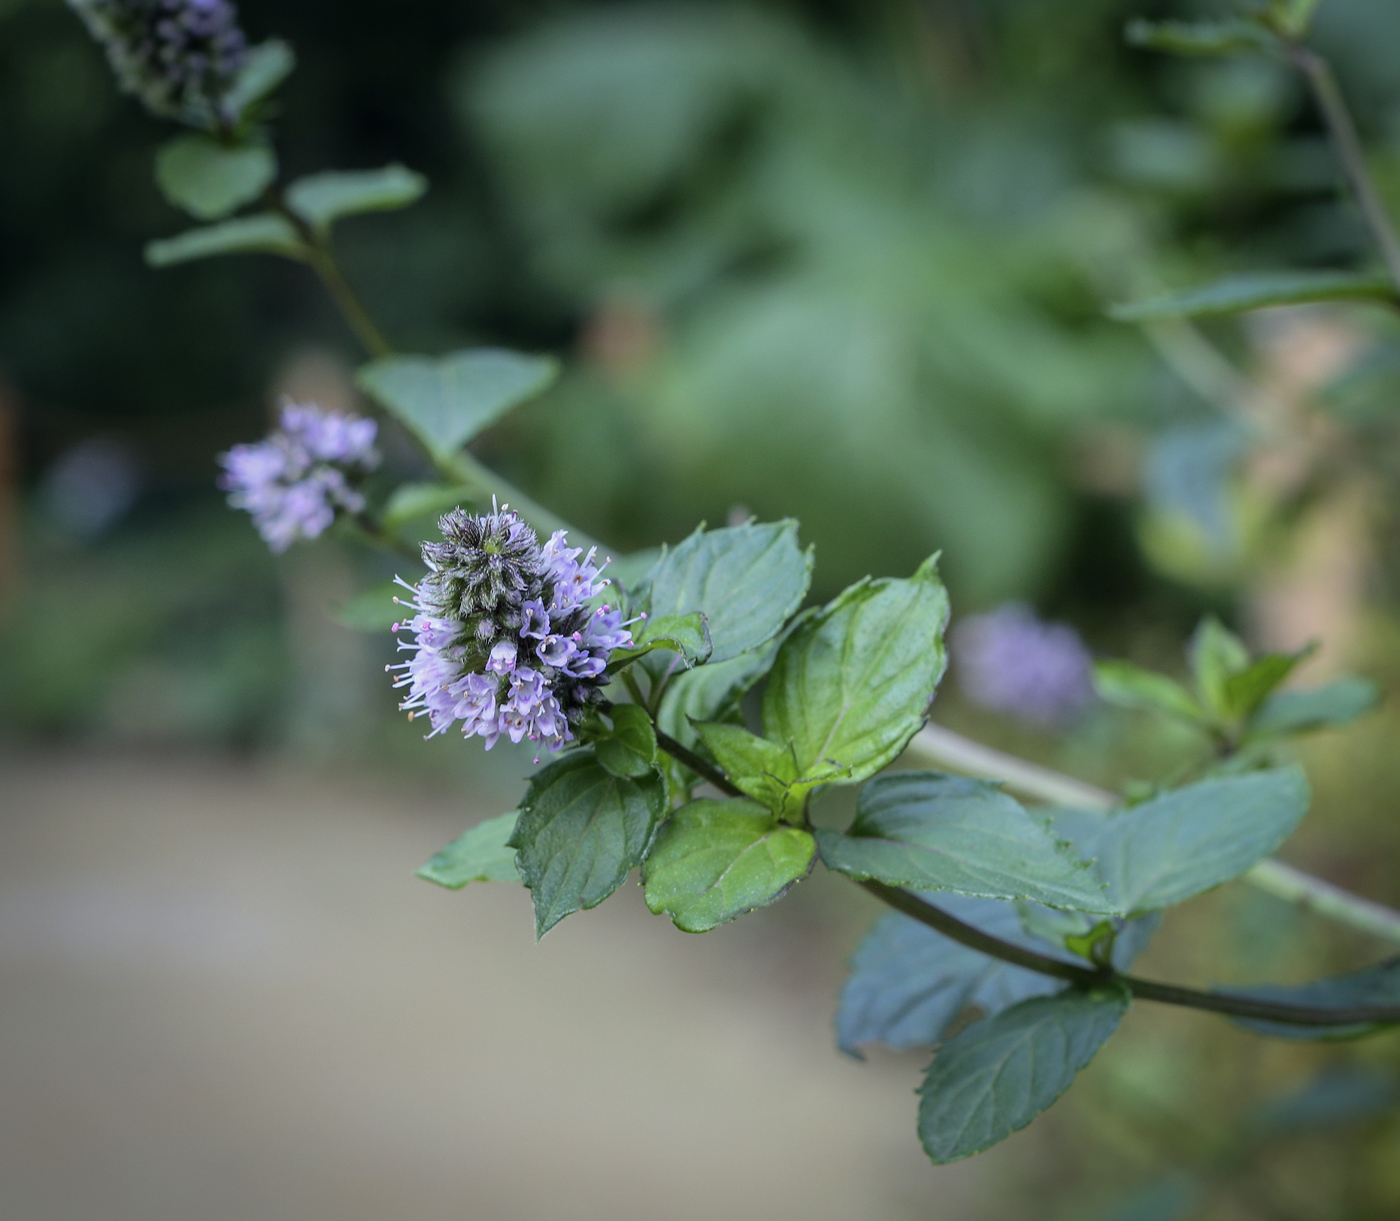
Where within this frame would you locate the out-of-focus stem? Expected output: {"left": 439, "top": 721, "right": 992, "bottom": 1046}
{"left": 904, "top": 722, "right": 1400, "bottom": 946}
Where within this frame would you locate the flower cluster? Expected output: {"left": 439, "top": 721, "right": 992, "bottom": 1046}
{"left": 218, "top": 403, "right": 379, "bottom": 553}
{"left": 389, "top": 506, "right": 638, "bottom": 753}
{"left": 952, "top": 603, "right": 1094, "bottom": 727}
{"left": 67, "top": 0, "right": 248, "bottom": 126}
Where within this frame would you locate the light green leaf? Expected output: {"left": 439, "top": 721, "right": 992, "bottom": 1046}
{"left": 816, "top": 772, "right": 1114, "bottom": 913}
{"left": 144, "top": 212, "right": 306, "bottom": 266}
{"left": 642, "top": 797, "right": 815, "bottom": 932}
{"left": 1109, "top": 271, "right": 1396, "bottom": 323}
{"left": 508, "top": 752, "right": 668, "bottom": 936}
{"left": 356, "top": 348, "right": 558, "bottom": 462}
{"left": 1264, "top": 0, "right": 1324, "bottom": 39}
{"left": 382, "top": 482, "right": 472, "bottom": 532}
{"left": 695, "top": 720, "right": 845, "bottom": 820}
{"left": 285, "top": 164, "right": 428, "bottom": 235}
{"left": 594, "top": 704, "right": 658, "bottom": 778}
{"left": 223, "top": 39, "right": 295, "bottom": 120}
{"left": 1188, "top": 615, "right": 1251, "bottom": 717}
{"left": 1124, "top": 18, "right": 1276, "bottom": 57}
{"left": 1093, "top": 660, "right": 1205, "bottom": 724}
{"left": 1249, "top": 677, "right": 1380, "bottom": 738}
{"left": 154, "top": 135, "right": 276, "bottom": 221}
{"left": 1051, "top": 767, "right": 1311, "bottom": 914}
{"left": 332, "top": 581, "right": 403, "bottom": 632}
{"left": 1222, "top": 648, "right": 1312, "bottom": 720}
{"left": 918, "top": 985, "right": 1129, "bottom": 1163}
{"left": 642, "top": 520, "right": 812, "bottom": 664}
{"left": 763, "top": 556, "right": 949, "bottom": 785}
{"left": 607, "top": 612, "right": 712, "bottom": 673}
{"left": 417, "top": 812, "right": 520, "bottom": 889}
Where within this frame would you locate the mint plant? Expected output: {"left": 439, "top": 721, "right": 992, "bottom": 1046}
{"left": 67, "top": 0, "right": 1400, "bottom": 1170}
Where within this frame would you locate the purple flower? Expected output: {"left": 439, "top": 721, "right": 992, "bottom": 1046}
{"left": 67, "top": 0, "right": 249, "bottom": 126}
{"left": 388, "top": 505, "right": 641, "bottom": 754}
{"left": 952, "top": 603, "right": 1094, "bottom": 728}
{"left": 218, "top": 401, "right": 380, "bottom": 553}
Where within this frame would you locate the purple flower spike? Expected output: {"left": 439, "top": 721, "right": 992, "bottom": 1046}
{"left": 218, "top": 401, "right": 380, "bottom": 553}
{"left": 952, "top": 603, "right": 1094, "bottom": 728}
{"left": 388, "top": 504, "right": 640, "bottom": 754}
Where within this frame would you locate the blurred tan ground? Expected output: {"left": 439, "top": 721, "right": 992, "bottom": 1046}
{"left": 0, "top": 753, "right": 1002, "bottom": 1221}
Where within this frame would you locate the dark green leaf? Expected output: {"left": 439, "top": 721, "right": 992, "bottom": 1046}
{"left": 1050, "top": 768, "right": 1310, "bottom": 914}
{"left": 356, "top": 348, "right": 558, "bottom": 462}
{"left": 763, "top": 556, "right": 949, "bottom": 785}
{"left": 285, "top": 164, "right": 428, "bottom": 235}
{"left": 417, "top": 812, "right": 520, "bottom": 889}
{"left": 837, "top": 896, "right": 1065, "bottom": 1055}
{"left": 607, "top": 612, "right": 711, "bottom": 673}
{"left": 332, "top": 581, "right": 402, "bottom": 632}
{"left": 144, "top": 212, "right": 306, "bottom": 266}
{"left": 223, "top": 39, "right": 295, "bottom": 120}
{"left": 509, "top": 753, "right": 668, "bottom": 936}
{"left": 816, "top": 772, "right": 1113, "bottom": 913}
{"left": 642, "top": 520, "right": 812, "bottom": 664}
{"left": 1088, "top": 1174, "right": 1203, "bottom": 1221}
{"left": 1093, "top": 660, "right": 1204, "bottom": 724}
{"left": 918, "top": 985, "right": 1129, "bottom": 1163}
{"left": 154, "top": 135, "right": 276, "bottom": 221}
{"left": 594, "top": 704, "right": 658, "bottom": 778}
{"left": 1249, "top": 677, "right": 1380, "bottom": 738}
{"left": 642, "top": 797, "right": 815, "bottom": 932}
{"left": 1226, "top": 958, "right": 1400, "bottom": 1040}
{"left": 1109, "top": 271, "right": 1396, "bottom": 323}
{"left": 1125, "top": 18, "right": 1275, "bottom": 56}
{"left": 656, "top": 643, "right": 779, "bottom": 748}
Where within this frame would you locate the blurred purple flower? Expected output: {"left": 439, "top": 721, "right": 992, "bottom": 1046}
{"left": 218, "top": 402, "right": 379, "bottom": 553}
{"left": 67, "top": 0, "right": 248, "bottom": 125}
{"left": 952, "top": 603, "right": 1094, "bottom": 727}
{"left": 389, "top": 505, "right": 640, "bottom": 755}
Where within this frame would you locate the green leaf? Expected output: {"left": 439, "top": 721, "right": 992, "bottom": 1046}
{"left": 1093, "top": 660, "right": 1205, "bottom": 725}
{"left": 1222, "top": 648, "right": 1312, "bottom": 720}
{"left": 695, "top": 720, "right": 847, "bottom": 820}
{"left": 1188, "top": 615, "right": 1251, "bottom": 717}
{"left": 154, "top": 135, "right": 276, "bottom": 221}
{"left": 1109, "top": 271, "right": 1396, "bottom": 323}
{"left": 1263, "top": 0, "right": 1324, "bottom": 39}
{"left": 285, "top": 164, "right": 428, "bottom": 236}
{"left": 508, "top": 752, "right": 668, "bottom": 936}
{"left": 1224, "top": 958, "right": 1400, "bottom": 1041}
{"left": 223, "top": 39, "right": 295, "bottom": 120}
{"left": 607, "top": 611, "right": 712, "bottom": 673}
{"left": 917, "top": 985, "right": 1130, "bottom": 1163}
{"left": 1125, "top": 18, "right": 1276, "bottom": 57}
{"left": 641, "top": 520, "right": 812, "bottom": 664}
{"left": 1087, "top": 1175, "right": 1202, "bottom": 1221}
{"left": 1249, "top": 677, "right": 1380, "bottom": 738}
{"left": 816, "top": 772, "right": 1114, "bottom": 913}
{"left": 356, "top": 348, "right": 558, "bottom": 462}
{"left": 594, "top": 704, "right": 658, "bottom": 778}
{"left": 642, "top": 797, "right": 815, "bottom": 932}
{"left": 144, "top": 212, "right": 307, "bottom": 266}
{"left": 762, "top": 555, "right": 949, "bottom": 785}
{"left": 417, "top": 812, "right": 520, "bottom": 889}
{"left": 381, "top": 482, "right": 472, "bottom": 532}
{"left": 656, "top": 643, "right": 779, "bottom": 748}
{"left": 1050, "top": 767, "right": 1310, "bottom": 915}
{"left": 332, "top": 581, "right": 403, "bottom": 632}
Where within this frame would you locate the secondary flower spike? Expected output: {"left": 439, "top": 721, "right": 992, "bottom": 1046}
{"left": 389, "top": 506, "right": 640, "bottom": 753}
{"left": 952, "top": 602, "right": 1094, "bottom": 727}
{"left": 219, "top": 402, "right": 379, "bottom": 553}
{"left": 67, "top": 0, "right": 249, "bottom": 126}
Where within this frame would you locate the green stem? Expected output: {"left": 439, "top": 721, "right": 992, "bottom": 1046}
{"left": 655, "top": 727, "right": 739, "bottom": 795}
{"left": 305, "top": 243, "right": 393, "bottom": 359}
{"left": 862, "top": 882, "right": 1400, "bottom": 1028}
{"left": 1288, "top": 43, "right": 1400, "bottom": 292}
{"left": 347, "top": 509, "right": 420, "bottom": 563}
{"left": 903, "top": 722, "right": 1400, "bottom": 946}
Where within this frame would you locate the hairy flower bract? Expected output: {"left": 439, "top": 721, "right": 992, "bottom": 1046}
{"left": 389, "top": 506, "right": 637, "bottom": 753}
{"left": 219, "top": 402, "right": 379, "bottom": 553}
